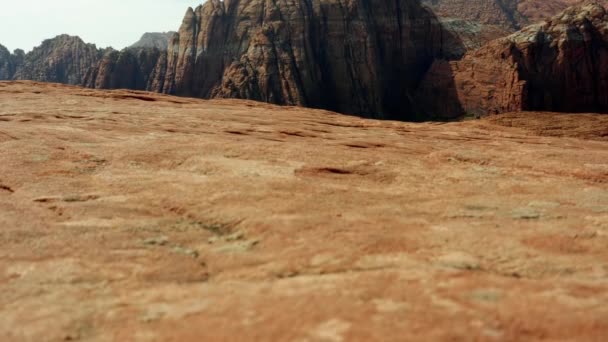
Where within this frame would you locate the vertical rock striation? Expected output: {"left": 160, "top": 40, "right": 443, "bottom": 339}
{"left": 83, "top": 47, "right": 164, "bottom": 91}
{"left": 89, "top": 0, "right": 450, "bottom": 120}
{"left": 12, "top": 35, "right": 103, "bottom": 85}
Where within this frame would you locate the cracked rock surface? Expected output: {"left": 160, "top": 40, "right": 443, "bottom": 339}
{"left": 1, "top": 81, "right": 608, "bottom": 341}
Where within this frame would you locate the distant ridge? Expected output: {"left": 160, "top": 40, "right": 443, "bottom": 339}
{"left": 129, "top": 32, "right": 175, "bottom": 50}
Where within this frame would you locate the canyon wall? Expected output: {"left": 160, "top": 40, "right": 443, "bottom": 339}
{"left": 416, "top": 3, "right": 608, "bottom": 119}
{"left": 12, "top": 35, "right": 103, "bottom": 85}
{"left": 89, "top": 0, "right": 450, "bottom": 120}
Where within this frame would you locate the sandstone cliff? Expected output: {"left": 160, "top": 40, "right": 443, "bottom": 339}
{"left": 12, "top": 35, "right": 103, "bottom": 85}
{"left": 114, "top": 0, "right": 455, "bottom": 120}
{"left": 421, "top": 0, "right": 608, "bottom": 58}
{"left": 416, "top": 3, "right": 608, "bottom": 119}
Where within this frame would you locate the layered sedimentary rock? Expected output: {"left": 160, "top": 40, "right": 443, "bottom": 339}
{"left": 119, "top": 0, "right": 453, "bottom": 120}
{"left": 129, "top": 32, "right": 176, "bottom": 50}
{"left": 416, "top": 3, "right": 608, "bottom": 119}
{"left": 13, "top": 35, "right": 103, "bottom": 85}
{"left": 86, "top": 0, "right": 454, "bottom": 119}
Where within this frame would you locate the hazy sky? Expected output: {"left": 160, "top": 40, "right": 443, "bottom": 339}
{"left": 0, "top": 0, "right": 203, "bottom": 52}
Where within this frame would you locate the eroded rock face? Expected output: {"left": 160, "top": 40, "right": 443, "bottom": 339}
{"left": 422, "top": 0, "right": 524, "bottom": 30}
{"left": 420, "top": 0, "right": 608, "bottom": 58}
{"left": 0, "top": 45, "right": 23, "bottom": 80}
{"left": 83, "top": 47, "right": 164, "bottom": 90}
{"left": 142, "top": 0, "right": 451, "bottom": 119}
{"left": 416, "top": 3, "right": 608, "bottom": 119}
{"left": 79, "top": 0, "right": 456, "bottom": 119}
{"left": 13, "top": 35, "right": 103, "bottom": 85}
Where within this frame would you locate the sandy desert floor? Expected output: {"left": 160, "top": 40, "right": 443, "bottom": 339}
{"left": 1, "top": 81, "right": 607, "bottom": 341}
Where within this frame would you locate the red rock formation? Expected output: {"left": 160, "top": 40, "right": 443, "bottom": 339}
{"left": 421, "top": 0, "right": 608, "bottom": 58}
{"left": 89, "top": 0, "right": 608, "bottom": 119}
{"left": 146, "top": 0, "right": 449, "bottom": 120}
{"left": 12, "top": 35, "right": 103, "bottom": 85}
{"left": 416, "top": 3, "right": 608, "bottom": 119}
{"left": 83, "top": 47, "right": 163, "bottom": 90}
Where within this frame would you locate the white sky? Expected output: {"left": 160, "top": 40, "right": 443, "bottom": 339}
{"left": 0, "top": 0, "right": 203, "bottom": 52}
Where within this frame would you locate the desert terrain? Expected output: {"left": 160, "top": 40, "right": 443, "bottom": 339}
{"left": 1, "top": 81, "right": 607, "bottom": 341}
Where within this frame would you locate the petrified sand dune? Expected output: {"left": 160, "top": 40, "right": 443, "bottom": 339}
{"left": 1, "top": 81, "right": 608, "bottom": 340}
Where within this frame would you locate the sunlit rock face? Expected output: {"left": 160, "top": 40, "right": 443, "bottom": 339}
{"left": 416, "top": 3, "right": 608, "bottom": 119}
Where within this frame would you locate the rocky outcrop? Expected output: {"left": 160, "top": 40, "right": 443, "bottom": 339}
{"left": 420, "top": 0, "right": 608, "bottom": 58}
{"left": 129, "top": 32, "right": 176, "bottom": 50}
{"left": 13, "top": 35, "right": 103, "bottom": 85}
{"left": 84, "top": 31, "right": 176, "bottom": 90}
{"left": 0, "top": 45, "right": 23, "bottom": 80}
{"left": 416, "top": 3, "right": 608, "bottom": 119}
{"left": 83, "top": 47, "right": 164, "bottom": 90}
{"left": 128, "top": 0, "right": 456, "bottom": 120}
{"left": 0, "top": 44, "right": 14, "bottom": 80}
